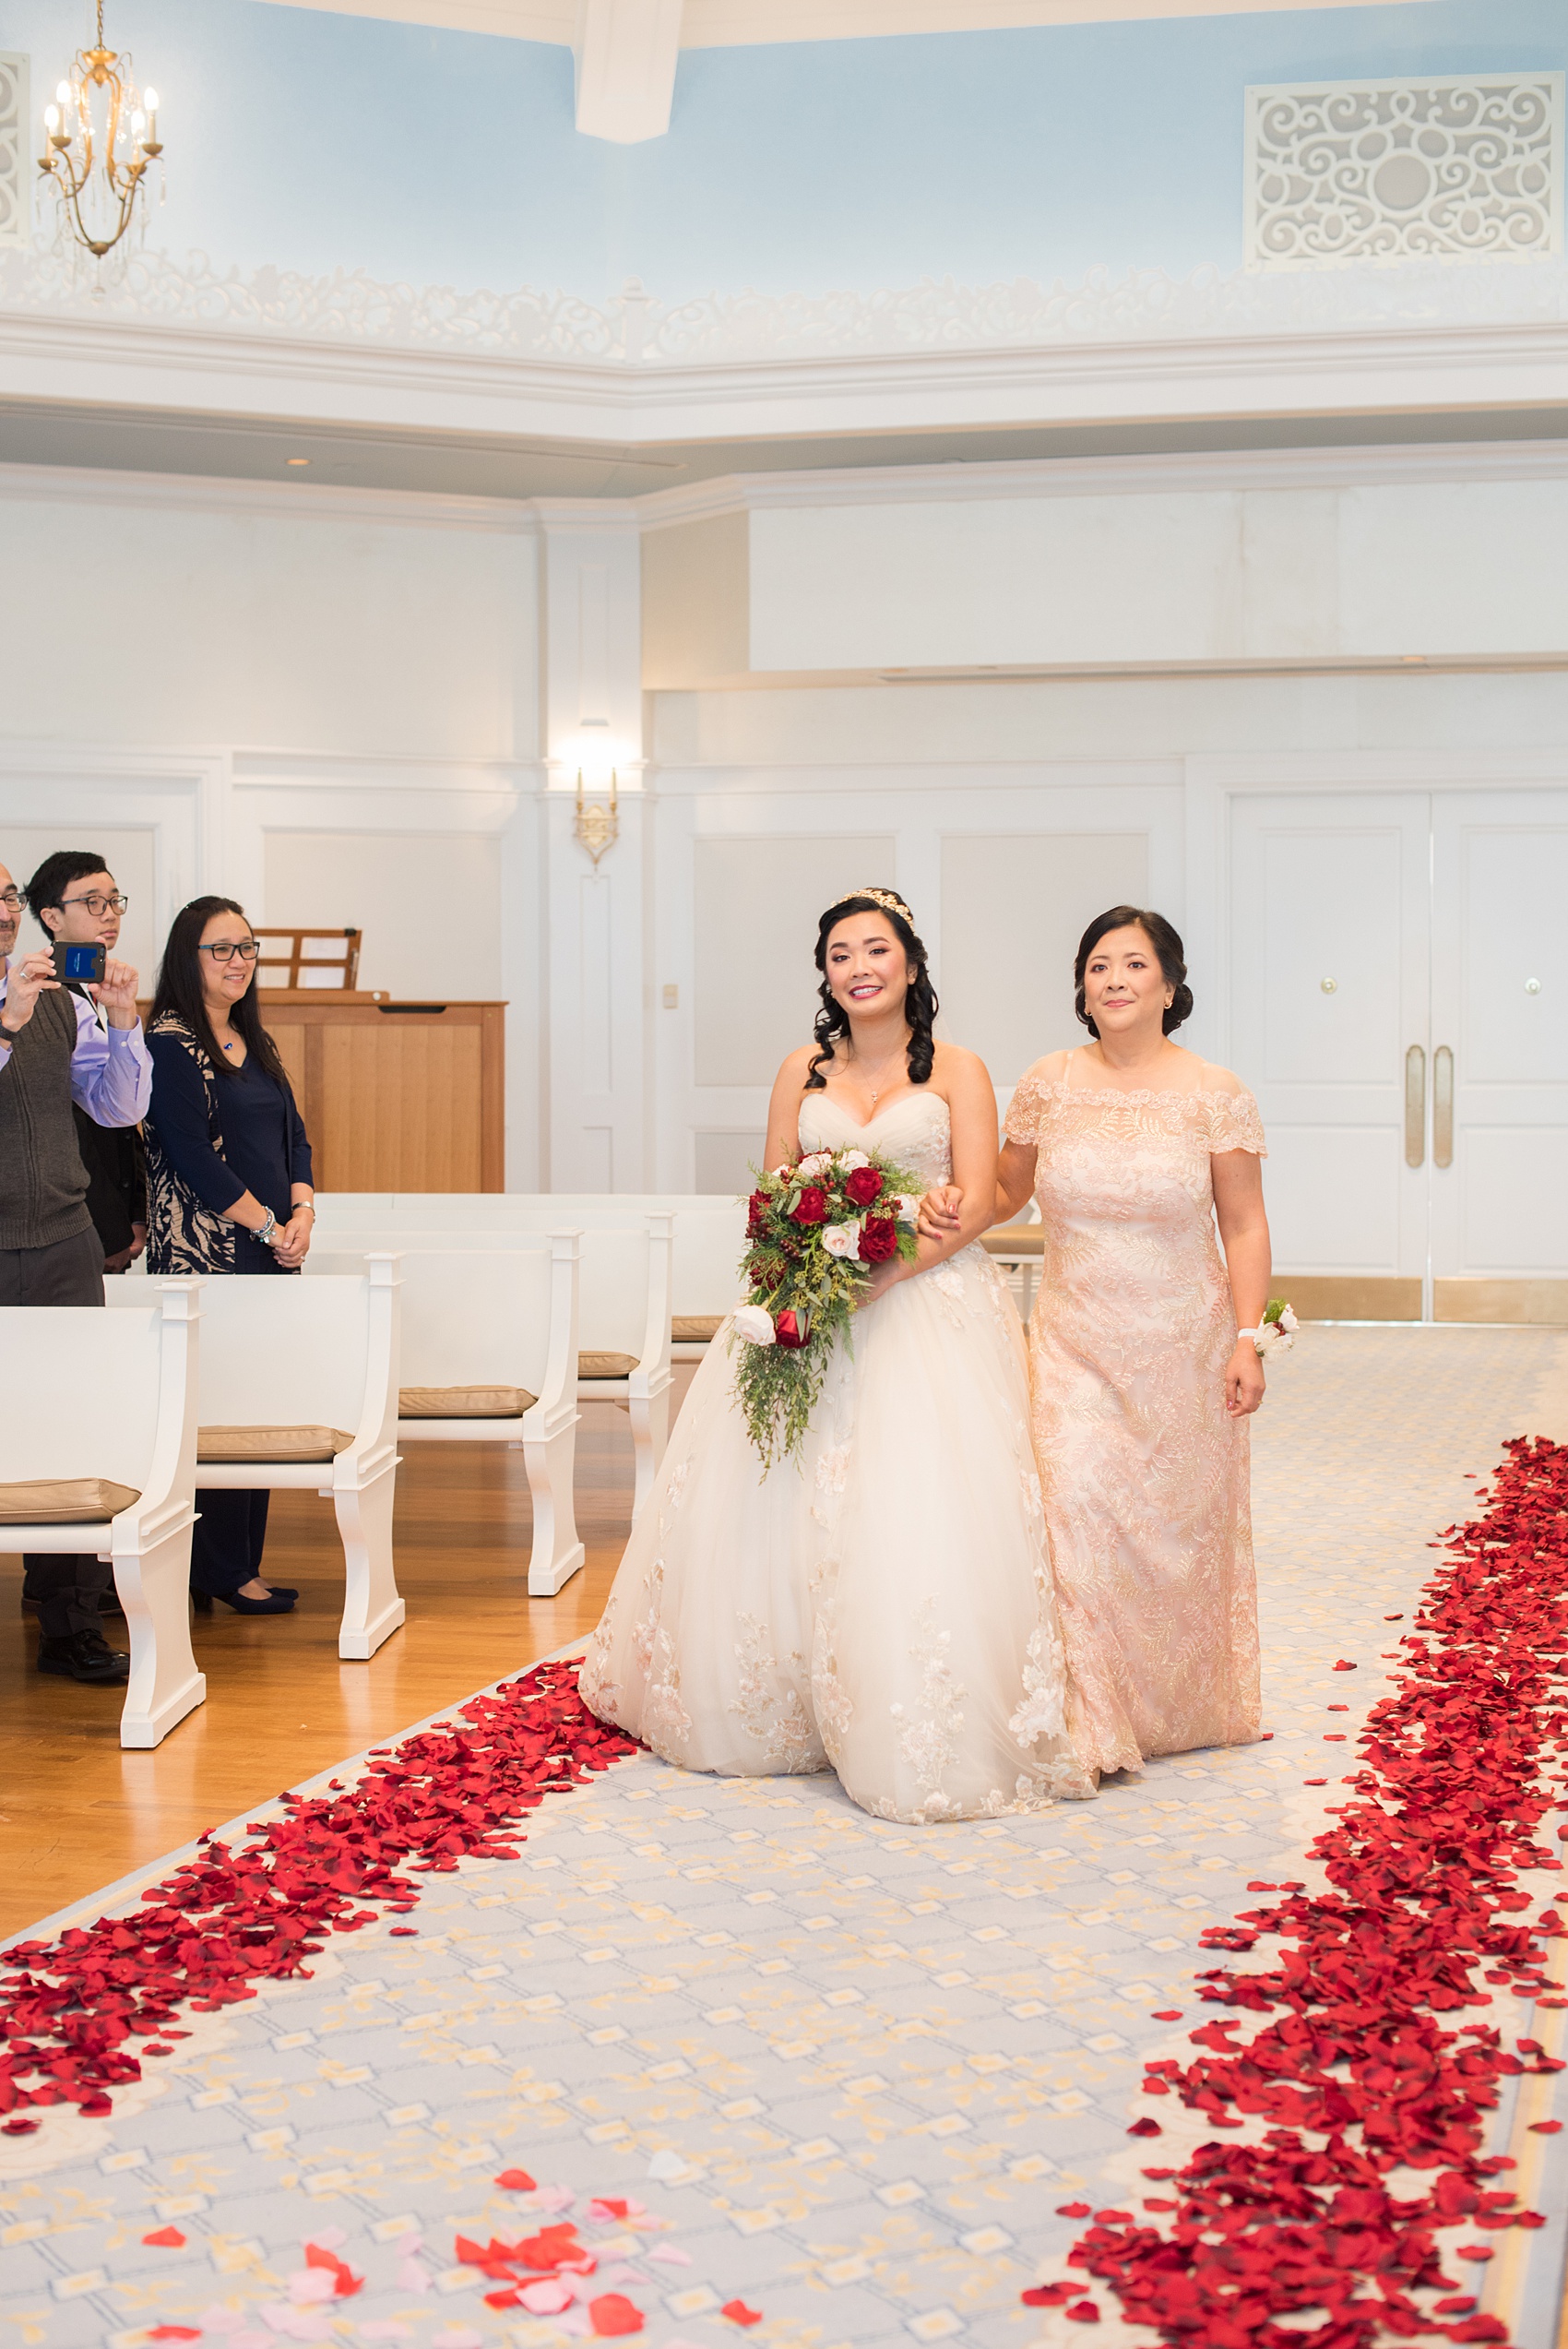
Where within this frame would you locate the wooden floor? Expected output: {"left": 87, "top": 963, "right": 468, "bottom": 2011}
{"left": 0, "top": 1387, "right": 690, "bottom": 1941}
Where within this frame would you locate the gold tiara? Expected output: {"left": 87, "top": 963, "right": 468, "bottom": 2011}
{"left": 849, "top": 886, "right": 912, "bottom": 923}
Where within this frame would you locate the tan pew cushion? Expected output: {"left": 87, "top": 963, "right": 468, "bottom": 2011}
{"left": 672, "top": 1315, "right": 725, "bottom": 1342}
{"left": 0, "top": 1477, "right": 141, "bottom": 1524}
{"left": 579, "top": 1351, "right": 639, "bottom": 1379}
{"left": 399, "top": 1385, "right": 536, "bottom": 1419}
{"left": 981, "top": 1227, "right": 1044, "bottom": 1258}
{"left": 198, "top": 1425, "right": 353, "bottom": 1464}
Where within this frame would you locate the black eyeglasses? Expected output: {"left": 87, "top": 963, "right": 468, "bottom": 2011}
{"left": 198, "top": 939, "right": 261, "bottom": 964}
{"left": 60, "top": 891, "right": 129, "bottom": 917}
{"left": 0, "top": 888, "right": 22, "bottom": 914}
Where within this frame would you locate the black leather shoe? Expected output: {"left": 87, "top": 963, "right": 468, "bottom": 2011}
{"left": 37, "top": 1630, "right": 131, "bottom": 1683}
{"left": 214, "top": 1588, "right": 297, "bottom": 1615}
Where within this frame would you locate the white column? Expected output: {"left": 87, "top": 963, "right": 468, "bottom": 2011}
{"left": 533, "top": 501, "right": 649, "bottom": 1192}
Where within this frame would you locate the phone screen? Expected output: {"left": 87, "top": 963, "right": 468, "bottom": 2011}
{"left": 53, "top": 941, "right": 106, "bottom": 984}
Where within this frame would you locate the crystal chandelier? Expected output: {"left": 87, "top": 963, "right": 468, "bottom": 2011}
{"left": 38, "top": 0, "right": 162, "bottom": 260}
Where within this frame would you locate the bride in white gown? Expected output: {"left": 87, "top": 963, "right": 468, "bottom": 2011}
{"left": 580, "top": 888, "right": 1093, "bottom": 1823}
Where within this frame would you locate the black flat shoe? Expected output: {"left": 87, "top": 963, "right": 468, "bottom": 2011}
{"left": 37, "top": 1630, "right": 131, "bottom": 1683}
{"left": 214, "top": 1589, "right": 297, "bottom": 1615}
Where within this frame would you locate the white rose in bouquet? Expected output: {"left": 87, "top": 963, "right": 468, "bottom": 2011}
{"left": 732, "top": 1305, "right": 777, "bottom": 1346}
{"left": 797, "top": 1151, "right": 833, "bottom": 1180}
{"left": 892, "top": 1194, "right": 922, "bottom": 1224}
{"left": 1279, "top": 1305, "right": 1299, "bottom": 1333}
{"left": 822, "top": 1221, "right": 864, "bottom": 1259}
{"left": 837, "top": 1150, "right": 872, "bottom": 1173}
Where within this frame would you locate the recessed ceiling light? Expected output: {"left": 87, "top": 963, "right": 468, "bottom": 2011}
{"left": 285, "top": 456, "right": 311, "bottom": 467}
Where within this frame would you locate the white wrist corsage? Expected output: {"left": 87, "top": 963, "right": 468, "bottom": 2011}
{"left": 1238, "top": 1300, "right": 1298, "bottom": 1356}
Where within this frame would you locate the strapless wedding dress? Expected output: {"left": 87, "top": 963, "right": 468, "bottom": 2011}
{"left": 579, "top": 1093, "right": 1093, "bottom": 1822}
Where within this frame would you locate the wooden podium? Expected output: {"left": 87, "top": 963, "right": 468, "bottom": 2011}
{"left": 258, "top": 995, "right": 505, "bottom": 1192}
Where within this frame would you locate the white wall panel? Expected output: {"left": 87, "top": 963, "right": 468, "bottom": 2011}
{"left": 693, "top": 834, "right": 896, "bottom": 1089}
{"left": 745, "top": 474, "right": 1568, "bottom": 674}
{"left": 0, "top": 478, "right": 539, "bottom": 759}
{"left": 263, "top": 829, "right": 504, "bottom": 1001}
{"left": 939, "top": 831, "right": 1148, "bottom": 1084}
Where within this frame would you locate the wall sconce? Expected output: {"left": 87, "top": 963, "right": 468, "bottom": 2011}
{"left": 574, "top": 767, "right": 619, "bottom": 866}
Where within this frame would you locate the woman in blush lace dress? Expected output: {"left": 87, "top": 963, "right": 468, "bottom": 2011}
{"left": 580, "top": 888, "right": 1093, "bottom": 1824}
{"left": 924, "top": 906, "right": 1271, "bottom": 1773}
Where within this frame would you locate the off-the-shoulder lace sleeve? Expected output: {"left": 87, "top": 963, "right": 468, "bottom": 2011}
{"left": 1004, "top": 1075, "right": 1051, "bottom": 1145}
{"left": 1206, "top": 1088, "right": 1266, "bottom": 1157}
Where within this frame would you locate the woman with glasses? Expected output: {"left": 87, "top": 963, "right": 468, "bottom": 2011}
{"left": 145, "top": 897, "right": 316, "bottom": 1615}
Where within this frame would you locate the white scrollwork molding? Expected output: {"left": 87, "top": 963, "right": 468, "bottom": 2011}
{"left": 2, "top": 239, "right": 1568, "bottom": 369}
{"left": 1246, "top": 74, "right": 1564, "bottom": 271}
{"left": 0, "top": 54, "right": 29, "bottom": 252}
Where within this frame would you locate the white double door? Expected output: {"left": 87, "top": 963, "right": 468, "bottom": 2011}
{"left": 1229, "top": 788, "right": 1568, "bottom": 1310}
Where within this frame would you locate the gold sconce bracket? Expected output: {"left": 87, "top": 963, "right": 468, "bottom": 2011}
{"left": 574, "top": 769, "right": 619, "bottom": 867}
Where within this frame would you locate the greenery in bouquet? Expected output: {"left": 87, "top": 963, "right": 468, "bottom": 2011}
{"left": 731, "top": 1145, "right": 924, "bottom": 1470}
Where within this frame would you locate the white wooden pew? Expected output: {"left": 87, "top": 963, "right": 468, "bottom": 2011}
{"left": 108, "top": 1264, "right": 403, "bottom": 1660}
{"left": 314, "top": 1213, "right": 674, "bottom": 1520}
{"left": 0, "top": 1285, "right": 204, "bottom": 1748}
{"left": 315, "top": 1194, "right": 744, "bottom": 1361}
{"left": 309, "top": 1236, "right": 583, "bottom": 1596}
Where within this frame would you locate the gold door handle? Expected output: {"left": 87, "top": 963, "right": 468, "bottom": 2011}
{"left": 1433, "top": 1045, "right": 1454, "bottom": 1169}
{"left": 1405, "top": 1044, "right": 1426, "bottom": 1168}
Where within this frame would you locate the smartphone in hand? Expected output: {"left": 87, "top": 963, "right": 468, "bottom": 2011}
{"left": 53, "top": 941, "right": 106, "bottom": 985}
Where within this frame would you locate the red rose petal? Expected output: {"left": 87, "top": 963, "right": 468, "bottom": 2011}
{"left": 1020, "top": 2283, "right": 1076, "bottom": 2307}
{"left": 495, "top": 2169, "right": 539, "bottom": 2189}
{"left": 1053, "top": 1438, "right": 1568, "bottom": 2342}
{"left": 1455, "top": 2246, "right": 1494, "bottom": 2262}
{"left": 0, "top": 1660, "right": 636, "bottom": 2121}
{"left": 1054, "top": 2203, "right": 1092, "bottom": 2219}
{"left": 1528, "top": 2119, "right": 1562, "bottom": 2132}
{"left": 719, "top": 2302, "right": 762, "bottom": 2329}
{"left": 1064, "top": 2304, "right": 1099, "bottom": 2325}
{"left": 142, "top": 2226, "right": 186, "bottom": 2247}
{"left": 1126, "top": 2117, "right": 1162, "bottom": 2136}
{"left": 1332, "top": 1661, "right": 1357, "bottom": 1671}
{"left": 1150, "top": 2009, "right": 1182, "bottom": 2020}
{"left": 148, "top": 2332, "right": 203, "bottom": 2343}
{"left": 587, "top": 2292, "right": 643, "bottom": 2330}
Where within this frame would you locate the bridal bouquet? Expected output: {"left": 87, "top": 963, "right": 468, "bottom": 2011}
{"left": 731, "top": 1145, "right": 924, "bottom": 1469}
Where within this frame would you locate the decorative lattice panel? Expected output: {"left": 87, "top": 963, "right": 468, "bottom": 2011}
{"left": 0, "top": 54, "right": 27, "bottom": 250}
{"left": 1245, "top": 74, "right": 1563, "bottom": 270}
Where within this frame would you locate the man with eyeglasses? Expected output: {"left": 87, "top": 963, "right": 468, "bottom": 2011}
{"left": 0, "top": 851, "right": 150, "bottom": 1685}
{"left": 27, "top": 852, "right": 148, "bottom": 1279}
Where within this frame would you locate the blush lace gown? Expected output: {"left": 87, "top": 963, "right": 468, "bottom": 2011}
{"left": 1004, "top": 1053, "right": 1265, "bottom": 1773}
{"left": 579, "top": 1092, "right": 1093, "bottom": 1822}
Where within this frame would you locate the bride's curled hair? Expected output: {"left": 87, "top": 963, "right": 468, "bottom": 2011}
{"left": 805, "top": 888, "right": 939, "bottom": 1091}
{"left": 1074, "top": 904, "right": 1194, "bottom": 1038}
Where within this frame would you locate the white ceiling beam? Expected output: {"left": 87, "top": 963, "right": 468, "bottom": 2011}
{"left": 252, "top": 0, "right": 1429, "bottom": 45}
{"left": 573, "top": 0, "right": 683, "bottom": 140}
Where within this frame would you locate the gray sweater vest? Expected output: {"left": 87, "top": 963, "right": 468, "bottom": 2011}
{"left": 0, "top": 984, "right": 92, "bottom": 1250}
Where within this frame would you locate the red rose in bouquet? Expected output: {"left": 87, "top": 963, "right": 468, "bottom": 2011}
{"left": 843, "top": 1165, "right": 885, "bottom": 1208}
{"left": 774, "top": 1308, "right": 808, "bottom": 1349}
{"left": 790, "top": 1186, "right": 829, "bottom": 1225}
{"left": 857, "top": 1216, "right": 899, "bottom": 1264}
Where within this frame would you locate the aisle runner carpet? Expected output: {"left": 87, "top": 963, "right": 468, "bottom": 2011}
{"left": 2, "top": 1329, "right": 1566, "bottom": 2349}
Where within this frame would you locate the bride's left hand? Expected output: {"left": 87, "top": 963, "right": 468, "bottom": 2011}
{"left": 855, "top": 1259, "right": 908, "bottom": 1309}
{"left": 1224, "top": 1342, "right": 1265, "bottom": 1417}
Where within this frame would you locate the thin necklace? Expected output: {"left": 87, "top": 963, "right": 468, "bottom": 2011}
{"left": 849, "top": 1036, "right": 909, "bottom": 1107}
